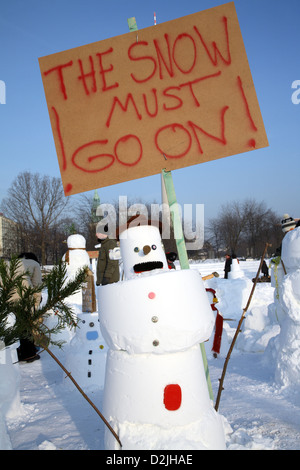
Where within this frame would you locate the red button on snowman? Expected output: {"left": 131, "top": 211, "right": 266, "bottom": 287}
{"left": 98, "top": 224, "right": 226, "bottom": 450}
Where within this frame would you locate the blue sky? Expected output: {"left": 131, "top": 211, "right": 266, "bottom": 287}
{"left": 0, "top": 0, "right": 299, "bottom": 225}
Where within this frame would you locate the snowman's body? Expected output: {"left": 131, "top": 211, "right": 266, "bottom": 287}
{"left": 62, "top": 234, "right": 90, "bottom": 310}
{"left": 64, "top": 312, "right": 107, "bottom": 392}
{"left": 98, "top": 225, "right": 226, "bottom": 450}
{"left": 273, "top": 227, "right": 300, "bottom": 387}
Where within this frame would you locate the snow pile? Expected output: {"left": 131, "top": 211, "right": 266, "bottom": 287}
{"left": 0, "top": 343, "right": 23, "bottom": 450}
{"left": 203, "top": 265, "right": 278, "bottom": 356}
{"left": 195, "top": 251, "right": 300, "bottom": 394}
{"left": 38, "top": 440, "right": 57, "bottom": 450}
{"left": 117, "top": 411, "right": 226, "bottom": 450}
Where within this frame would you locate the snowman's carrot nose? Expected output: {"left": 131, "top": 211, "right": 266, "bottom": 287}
{"left": 143, "top": 245, "right": 151, "bottom": 255}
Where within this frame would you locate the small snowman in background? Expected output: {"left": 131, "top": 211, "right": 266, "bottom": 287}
{"left": 98, "top": 223, "right": 226, "bottom": 450}
{"left": 64, "top": 305, "right": 108, "bottom": 393}
{"left": 45, "top": 234, "right": 91, "bottom": 345}
{"left": 62, "top": 234, "right": 91, "bottom": 310}
{"left": 45, "top": 234, "right": 94, "bottom": 346}
{"left": 228, "top": 255, "right": 244, "bottom": 280}
{"left": 60, "top": 234, "right": 108, "bottom": 391}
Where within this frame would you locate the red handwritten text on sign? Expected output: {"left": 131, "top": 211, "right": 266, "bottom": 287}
{"left": 39, "top": 2, "right": 268, "bottom": 195}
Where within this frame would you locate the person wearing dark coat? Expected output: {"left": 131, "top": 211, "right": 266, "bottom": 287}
{"left": 96, "top": 223, "right": 120, "bottom": 286}
{"left": 261, "top": 260, "right": 269, "bottom": 277}
{"left": 224, "top": 254, "right": 232, "bottom": 279}
{"left": 166, "top": 252, "right": 177, "bottom": 270}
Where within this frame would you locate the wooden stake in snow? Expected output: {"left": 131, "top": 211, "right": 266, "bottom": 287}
{"left": 214, "top": 242, "right": 271, "bottom": 412}
{"left": 44, "top": 346, "right": 122, "bottom": 448}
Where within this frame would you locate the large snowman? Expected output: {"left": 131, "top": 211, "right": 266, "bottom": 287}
{"left": 98, "top": 224, "right": 226, "bottom": 450}
{"left": 272, "top": 221, "right": 300, "bottom": 387}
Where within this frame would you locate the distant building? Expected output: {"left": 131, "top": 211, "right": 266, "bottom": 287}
{"left": 0, "top": 213, "right": 17, "bottom": 259}
{"left": 91, "top": 189, "right": 101, "bottom": 224}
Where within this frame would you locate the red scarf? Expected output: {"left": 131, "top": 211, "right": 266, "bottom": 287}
{"left": 206, "top": 288, "right": 223, "bottom": 355}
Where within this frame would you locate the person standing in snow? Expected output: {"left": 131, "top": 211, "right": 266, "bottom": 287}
{"left": 96, "top": 223, "right": 119, "bottom": 286}
{"left": 15, "top": 252, "right": 43, "bottom": 362}
{"left": 224, "top": 253, "right": 232, "bottom": 279}
{"left": 262, "top": 260, "right": 269, "bottom": 277}
{"left": 166, "top": 251, "right": 177, "bottom": 270}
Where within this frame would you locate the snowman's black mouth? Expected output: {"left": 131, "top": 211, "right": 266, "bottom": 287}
{"left": 133, "top": 261, "right": 164, "bottom": 273}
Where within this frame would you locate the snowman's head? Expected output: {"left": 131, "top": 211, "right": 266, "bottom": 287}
{"left": 119, "top": 225, "right": 168, "bottom": 279}
{"left": 67, "top": 234, "right": 86, "bottom": 249}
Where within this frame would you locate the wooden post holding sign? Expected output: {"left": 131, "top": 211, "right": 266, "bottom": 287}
{"left": 39, "top": 2, "right": 268, "bottom": 197}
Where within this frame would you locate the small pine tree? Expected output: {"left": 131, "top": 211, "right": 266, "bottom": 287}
{"left": 0, "top": 257, "right": 87, "bottom": 349}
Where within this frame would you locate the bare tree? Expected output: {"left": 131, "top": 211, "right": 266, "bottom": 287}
{"left": 216, "top": 201, "right": 245, "bottom": 255}
{"left": 242, "top": 199, "right": 274, "bottom": 257}
{"left": 1, "top": 172, "right": 70, "bottom": 264}
{"left": 208, "top": 198, "right": 281, "bottom": 258}
{"left": 206, "top": 218, "right": 223, "bottom": 258}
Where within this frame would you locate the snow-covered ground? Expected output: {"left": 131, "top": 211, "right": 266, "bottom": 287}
{"left": 4, "top": 259, "right": 300, "bottom": 450}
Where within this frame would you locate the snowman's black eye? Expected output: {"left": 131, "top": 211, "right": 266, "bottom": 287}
{"left": 134, "top": 247, "right": 139, "bottom": 253}
{"left": 152, "top": 244, "right": 157, "bottom": 250}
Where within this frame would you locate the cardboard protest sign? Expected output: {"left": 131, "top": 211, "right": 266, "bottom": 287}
{"left": 39, "top": 2, "right": 268, "bottom": 196}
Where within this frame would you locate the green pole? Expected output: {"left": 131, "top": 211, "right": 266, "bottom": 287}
{"left": 161, "top": 169, "right": 214, "bottom": 401}
{"left": 161, "top": 169, "right": 189, "bottom": 270}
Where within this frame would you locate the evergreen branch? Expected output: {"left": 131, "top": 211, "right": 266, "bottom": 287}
{"left": 0, "top": 257, "right": 88, "bottom": 348}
